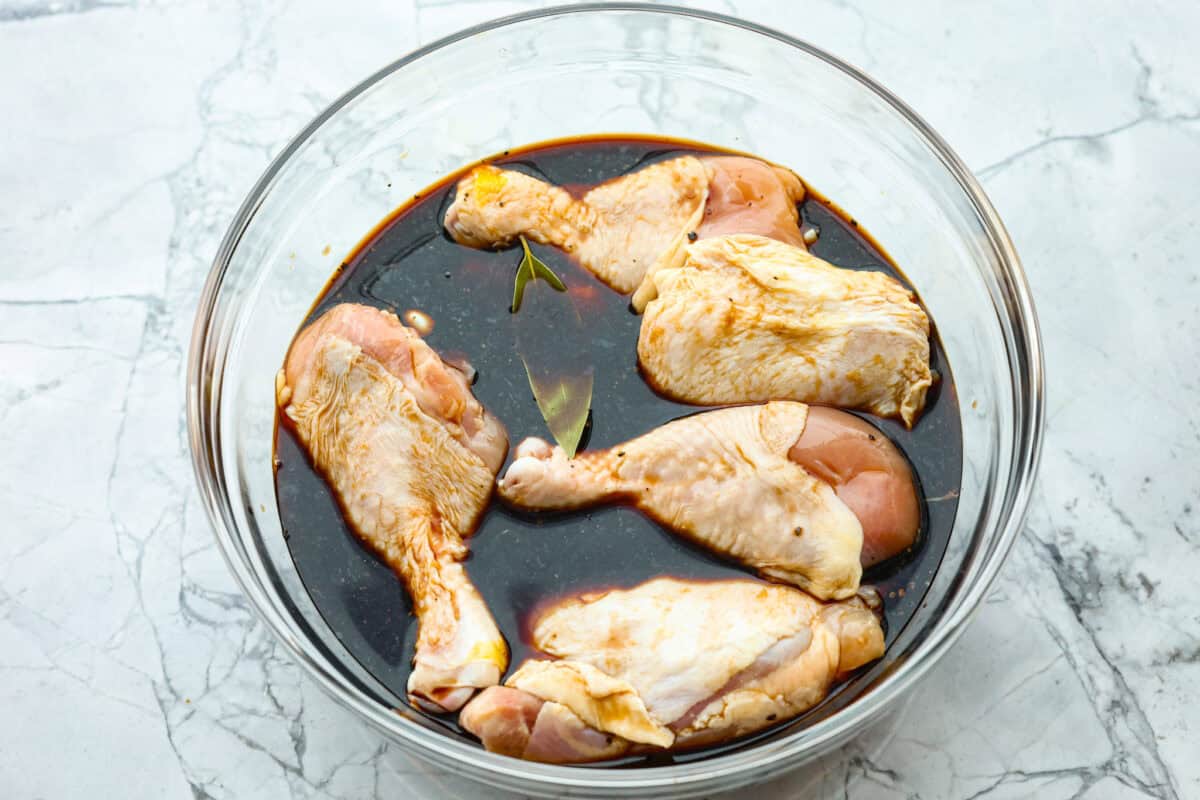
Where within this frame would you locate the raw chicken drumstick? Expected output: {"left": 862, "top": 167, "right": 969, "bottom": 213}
{"left": 499, "top": 402, "right": 921, "bottom": 600}
{"left": 459, "top": 577, "right": 884, "bottom": 762}
{"left": 442, "top": 154, "right": 805, "bottom": 304}
{"left": 278, "top": 303, "right": 509, "bottom": 712}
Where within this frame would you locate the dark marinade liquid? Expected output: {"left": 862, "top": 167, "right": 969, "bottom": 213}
{"left": 274, "top": 136, "right": 963, "bottom": 766}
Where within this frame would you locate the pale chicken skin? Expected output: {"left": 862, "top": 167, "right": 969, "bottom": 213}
{"left": 443, "top": 154, "right": 808, "bottom": 306}
{"left": 499, "top": 402, "right": 865, "bottom": 600}
{"left": 639, "top": 234, "right": 933, "bottom": 426}
{"left": 459, "top": 578, "right": 884, "bottom": 762}
{"left": 278, "top": 303, "right": 509, "bottom": 712}
{"left": 444, "top": 156, "right": 708, "bottom": 294}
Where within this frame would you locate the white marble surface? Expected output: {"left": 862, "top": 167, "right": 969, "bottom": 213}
{"left": 2, "top": 1, "right": 1197, "bottom": 797}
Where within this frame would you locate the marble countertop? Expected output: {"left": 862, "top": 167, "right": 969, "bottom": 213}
{"left": 2, "top": 0, "right": 1197, "bottom": 797}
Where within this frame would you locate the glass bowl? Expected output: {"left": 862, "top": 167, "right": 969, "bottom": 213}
{"left": 187, "top": 5, "right": 1044, "bottom": 798}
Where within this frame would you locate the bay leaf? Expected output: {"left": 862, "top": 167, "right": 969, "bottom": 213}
{"left": 511, "top": 244, "right": 593, "bottom": 457}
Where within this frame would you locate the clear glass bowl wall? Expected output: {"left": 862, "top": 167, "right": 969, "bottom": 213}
{"left": 189, "top": 6, "right": 1043, "bottom": 798}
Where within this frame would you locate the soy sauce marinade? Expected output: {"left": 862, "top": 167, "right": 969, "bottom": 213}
{"left": 274, "top": 136, "right": 962, "bottom": 764}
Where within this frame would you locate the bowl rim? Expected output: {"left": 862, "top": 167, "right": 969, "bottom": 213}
{"left": 188, "top": 2, "right": 1045, "bottom": 793}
